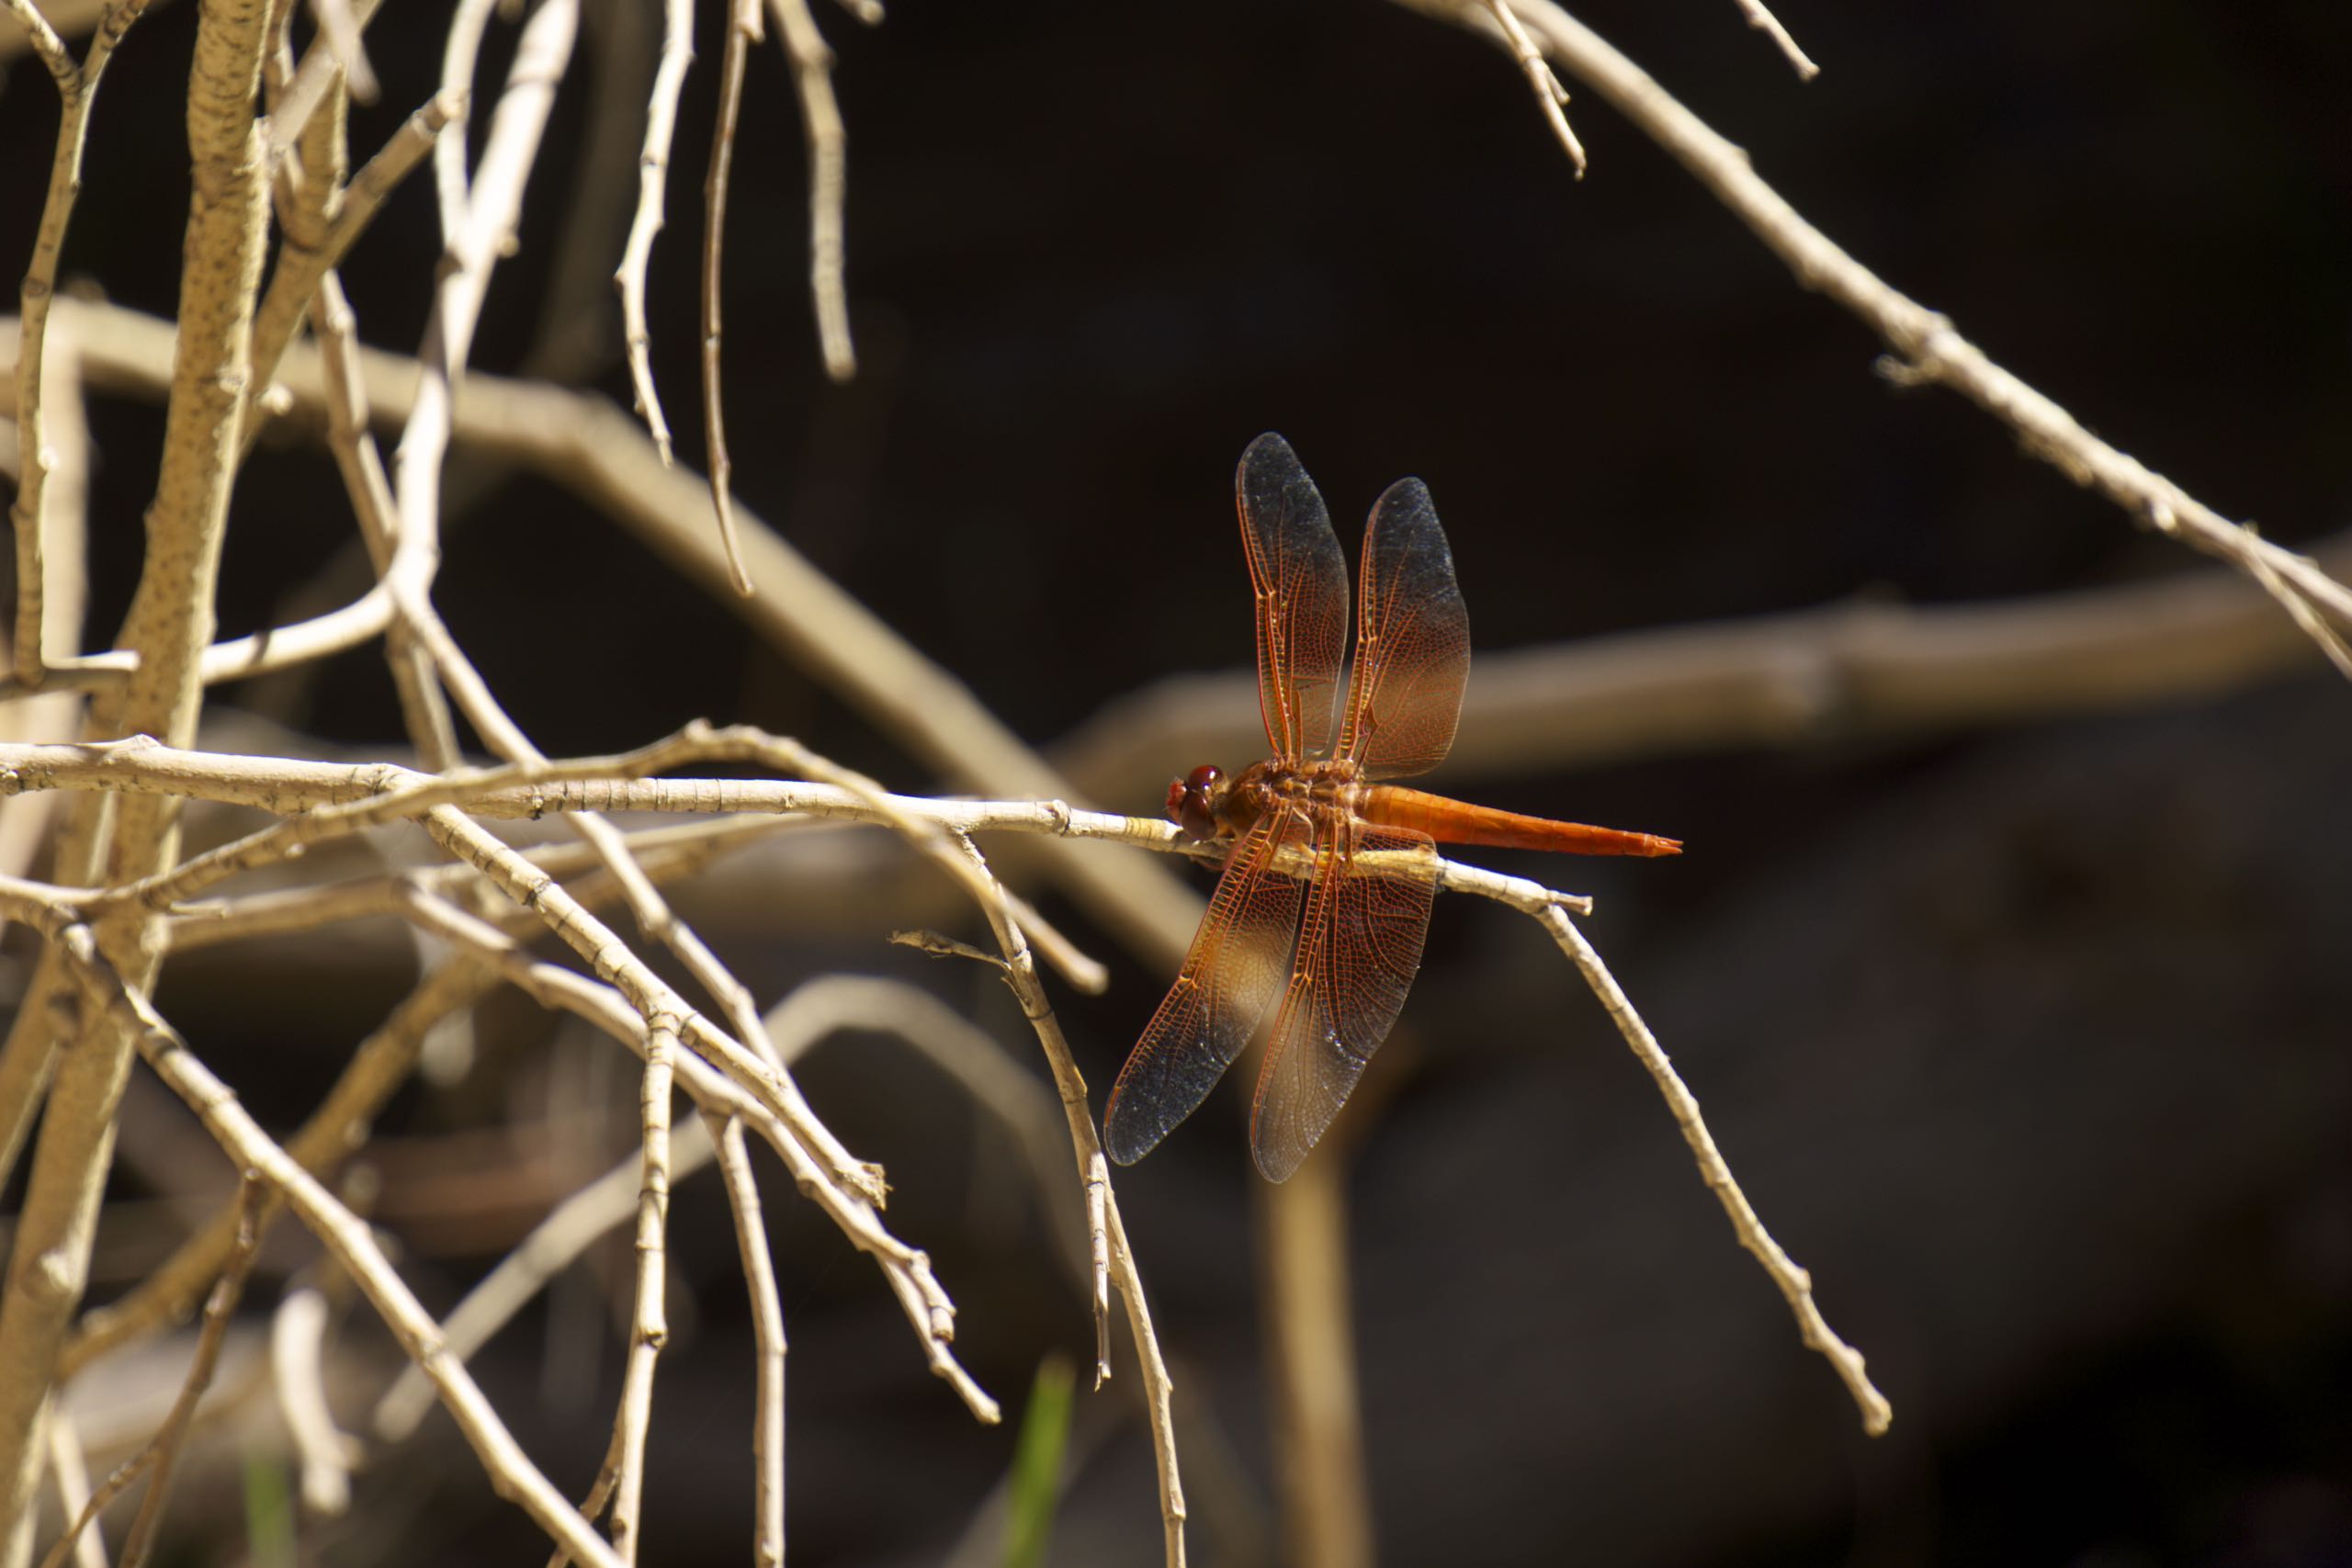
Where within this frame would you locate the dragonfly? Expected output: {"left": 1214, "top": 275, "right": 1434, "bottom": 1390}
{"left": 1102, "top": 433, "right": 1681, "bottom": 1181}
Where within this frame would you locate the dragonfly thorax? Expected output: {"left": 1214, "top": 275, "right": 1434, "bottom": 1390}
{"left": 1173, "top": 757, "right": 1370, "bottom": 842}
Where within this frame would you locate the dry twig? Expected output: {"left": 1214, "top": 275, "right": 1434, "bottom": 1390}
{"left": 560, "top": 1021, "right": 676, "bottom": 1568}
{"left": 271, "top": 1285, "right": 360, "bottom": 1513}
{"left": 7, "top": 0, "right": 152, "bottom": 692}
{"left": 699, "top": 0, "right": 762, "bottom": 593}
{"left": 36, "top": 1180, "right": 263, "bottom": 1568}
{"left": 40, "top": 1415, "right": 105, "bottom": 1568}
{"left": 9, "top": 902, "right": 628, "bottom": 1564}
{"left": 766, "top": 0, "right": 857, "bottom": 378}
{"left": 0, "top": 0, "right": 273, "bottom": 1522}
{"left": 1733, "top": 0, "right": 1816, "bottom": 80}
{"left": 710, "top": 1114, "right": 787, "bottom": 1568}
{"left": 1478, "top": 0, "right": 1583, "bottom": 175}
{"left": 615, "top": 0, "right": 695, "bottom": 464}
{"left": 1414, "top": 0, "right": 2352, "bottom": 668}
{"left": 16, "top": 297, "right": 1213, "bottom": 966}
{"left": 1543, "top": 905, "right": 1892, "bottom": 1434}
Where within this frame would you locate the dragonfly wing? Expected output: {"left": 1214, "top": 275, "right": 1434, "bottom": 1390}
{"left": 1340, "top": 476, "right": 1470, "bottom": 781}
{"left": 1104, "top": 807, "right": 1314, "bottom": 1166}
{"left": 1250, "top": 824, "right": 1440, "bottom": 1181}
{"left": 1238, "top": 433, "right": 1350, "bottom": 763}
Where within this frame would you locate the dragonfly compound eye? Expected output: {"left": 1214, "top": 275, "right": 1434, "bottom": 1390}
{"left": 1166, "top": 765, "right": 1223, "bottom": 840}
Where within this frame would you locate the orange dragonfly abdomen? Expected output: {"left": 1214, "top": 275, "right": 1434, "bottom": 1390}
{"left": 1359, "top": 785, "right": 1683, "bottom": 858}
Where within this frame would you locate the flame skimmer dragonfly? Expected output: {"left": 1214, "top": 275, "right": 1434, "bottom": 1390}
{"left": 1102, "top": 434, "right": 1681, "bottom": 1181}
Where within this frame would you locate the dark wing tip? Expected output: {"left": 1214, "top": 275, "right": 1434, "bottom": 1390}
{"left": 1241, "top": 431, "right": 1296, "bottom": 468}
{"left": 1101, "top": 1097, "right": 1162, "bottom": 1167}
{"left": 1373, "top": 474, "right": 1431, "bottom": 508}
{"left": 1238, "top": 433, "right": 1314, "bottom": 516}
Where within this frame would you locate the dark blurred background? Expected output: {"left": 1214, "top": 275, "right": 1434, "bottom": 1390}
{"left": 2, "top": 0, "right": 2348, "bottom": 1563}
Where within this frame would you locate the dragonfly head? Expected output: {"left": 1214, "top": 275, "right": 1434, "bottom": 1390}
{"left": 1165, "top": 763, "right": 1226, "bottom": 841}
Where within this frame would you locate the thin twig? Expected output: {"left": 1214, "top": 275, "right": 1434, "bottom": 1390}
{"left": 2237, "top": 526, "right": 2352, "bottom": 683}
{"left": 1085, "top": 1152, "right": 1110, "bottom": 1389}
{"left": 0, "top": 303, "right": 90, "bottom": 890}
{"left": 311, "top": 271, "right": 462, "bottom": 764}
{"left": 767, "top": 0, "right": 857, "bottom": 378}
{"left": 417, "top": 806, "right": 1000, "bottom": 1421}
{"left": 0, "top": 728, "right": 1116, "bottom": 994}
{"left": 247, "top": 87, "right": 458, "bottom": 423}
{"left": 303, "top": 0, "right": 375, "bottom": 100}
{"left": 1419, "top": 0, "right": 2352, "bottom": 665}
{"left": 371, "top": 1112, "right": 718, "bottom": 1442}
{"left": 28, "top": 913, "right": 626, "bottom": 1565}
{"left": 28, "top": 294, "right": 1215, "bottom": 970}
{"left": 556, "top": 1021, "right": 676, "bottom": 1568}
{"left": 266, "top": 0, "right": 383, "bottom": 164}
{"left": 709, "top": 1115, "right": 786, "bottom": 1568}
{"left": 7, "top": 0, "right": 155, "bottom": 690}
{"left": 387, "top": 0, "right": 884, "bottom": 1286}
{"left": 615, "top": 0, "right": 695, "bottom": 464}
{"left": 39, "top": 1181, "right": 266, "bottom": 1568}
{"left": 699, "top": 0, "right": 761, "bottom": 593}
{"left": 3, "top": 0, "right": 76, "bottom": 91}
{"left": 164, "top": 816, "right": 793, "bottom": 953}
{"left": 1541, "top": 905, "right": 1892, "bottom": 1434}
{"left": 271, "top": 1286, "right": 360, "bottom": 1514}
{"left": 936, "top": 833, "right": 1189, "bottom": 1566}
{"left": 41, "top": 1414, "right": 107, "bottom": 1568}
{"left": 0, "top": 0, "right": 269, "bottom": 1524}
{"left": 372, "top": 971, "right": 1086, "bottom": 1442}
{"left": 6, "top": 0, "right": 70, "bottom": 690}
{"left": 58, "top": 962, "right": 496, "bottom": 1380}
{"left": 1479, "top": 0, "right": 1583, "bottom": 176}
{"left": 1732, "top": 0, "right": 1815, "bottom": 80}
{"left": 0, "top": 586, "right": 393, "bottom": 697}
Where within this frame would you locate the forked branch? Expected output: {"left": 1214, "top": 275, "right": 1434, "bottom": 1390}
{"left": 1408, "top": 0, "right": 2352, "bottom": 673}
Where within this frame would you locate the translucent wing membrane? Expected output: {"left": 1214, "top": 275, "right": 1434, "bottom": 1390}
{"left": 1238, "top": 433, "right": 1349, "bottom": 763}
{"left": 1103, "top": 807, "right": 1316, "bottom": 1166}
{"left": 1250, "top": 824, "right": 1441, "bottom": 1181}
{"left": 1340, "top": 477, "right": 1470, "bottom": 781}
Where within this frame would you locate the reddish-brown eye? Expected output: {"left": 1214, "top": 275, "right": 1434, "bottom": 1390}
{"left": 1166, "top": 764, "right": 1223, "bottom": 841}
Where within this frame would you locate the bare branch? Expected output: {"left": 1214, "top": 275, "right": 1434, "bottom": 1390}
{"left": 1054, "top": 529, "right": 2352, "bottom": 807}
{"left": 699, "top": 0, "right": 761, "bottom": 593}
{"left": 766, "top": 0, "right": 857, "bottom": 378}
{"left": 417, "top": 805, "right": 999, "bottom": 1420}
{"left": 31, "top": 295, "right": 1213, "bottom": 968}
{"left": 1733, "top": 0, "right": 1816, "bottom": 80}
{"left": 1412, "top": 0, "right": 2352, "bottom": 665}
{"left": 8, "top": 0, "right": 159, "bottom": 690}
{"left": 26, "top": 909, "right": 626, "bottom": 1564}
{"left": 59, "top": 962, "right": 495, "bottom": 1380}
{"left": 558, "top": 1021, "right": 677, "bottom": 1568}
{"left": 311, "top": 272, "right": 462, "bottom": 765}
{"left": 1542, "top": 905, "right": 1893, "bottom": 1435}
{"left": 710, "top": 1115, "right": 786, "bottom": 1568}
{"left": 0, "top": 0, "right": 272, "bottom": 1522}
{"left": 932, "top": 831, "right": 1190, "bottom": 1564}
{"left": 40, "top": 1415, "right": 105, "bottom": 1568}
{"left": 3, "top": 0, "right": 76, "bottom": 92}
{"left": 302, "top": 0, "right": 374, "bottom": 102}
{"left": 372, "top": 1113, "right": 717, "bottom": 1443}
{"left": 271, "top": 1286, "right": 360, "bottom": 1513}
{"left": 37, "top": 1181, "right": 265, "bottom": 1568}
{"left": 615, "top": 0, "right": 695, "bottom": 463}
{"left": 164, "top": 816, "right": 792, "bottom": 953}
{"left": 1478, "top": 0, "right": 1583, "bottom": 175}
{"left": 247, "top": 88, "right": 459, "bottom": 419}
